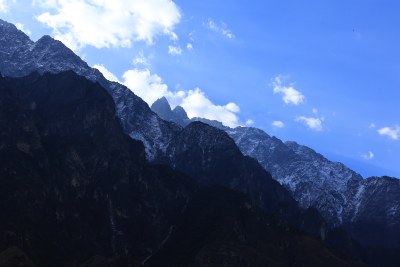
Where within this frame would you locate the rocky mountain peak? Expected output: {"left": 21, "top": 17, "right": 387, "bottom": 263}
{"left": 0, "top": 19, "right": 32, "bottom": 44}
{"left": 172, "top": 105, "right": 188, "bottom": 119}
{"left": 151, "top": 97, "right": 190, "bottom": 126}
{"left": 151, "top": 97, "right": 171, "bottom": 116}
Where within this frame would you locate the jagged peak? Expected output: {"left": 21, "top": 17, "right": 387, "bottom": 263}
{"left": 0, "top": 19, "right": 32, "bottom": 45}
{"left": 153, "top": 96, "right": 169, "bottom": 105}
{"left": 151, "top": 96, "right": 171, "bottom": 111}
{"left": 36, "top": 34, "right": 54, "bottom": 43}
{"left": 35, "top": 35, "right": 70, "bottom": 50}
{"left": 0, "top": 18, "right": 17, "bottom": 29}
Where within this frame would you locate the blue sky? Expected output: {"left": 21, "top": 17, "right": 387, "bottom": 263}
{"left": 1, "top": 0, "right": 400, "bottom": 178}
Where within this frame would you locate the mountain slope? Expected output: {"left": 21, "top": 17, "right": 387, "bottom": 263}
{"left": 0, "top": 71, "right": 195, "bottom": 266}
{"left": 151, "top": 97, "right": 400, "bottom": 251}
{"left": 156, "top": 121, "right": 330, "bottom": 239}
{"left": 147, "top": 187, "right": 365, "bottom": 267}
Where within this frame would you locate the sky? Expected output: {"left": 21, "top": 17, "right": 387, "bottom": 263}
{"left": 1, "top": 0, "right": 400, "bottom": 178}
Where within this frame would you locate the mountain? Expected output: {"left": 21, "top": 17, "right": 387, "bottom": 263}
{"left": 0, "top": 18, "right": 178, "bottom": 161}
{"left": 346, "top": 176, "right": 400, "bottom": 247}
{"left": 151, "top": 97, "right": 400, "bottom": 250}
{"left": 1, "top": 18, "right": 398, "bottom": 265}
{"left": 0, "top": 70, "right": 363, "bottom": 267}
{"left": 151, "top": 97, "right": 190, "bottom": 126}
{"left": 0, "top": 71, "right": 196, "bottom": 266}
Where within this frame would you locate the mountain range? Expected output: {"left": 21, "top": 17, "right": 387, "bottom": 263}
{"left": 0, "top": 18, "right": 399, "bottom": 266}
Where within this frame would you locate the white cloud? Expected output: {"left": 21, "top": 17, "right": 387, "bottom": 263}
{"left": 361, "top": 151, "right": 374, "bottom": 160}
{"left": 93, "top": 64, "right": 120, "bottom": 82}
{"left": 123, "top": 68, "right": 169, "bottom": 105}
{"left": 378, "top": 126, "right": 400, "bottom": 140}
{"left": 0, "top": 0, "right": 14, "bottom": 12}
{"left": 15, "top": 22, "right": 31, "bottom": 35}
{"left": 225, "top": 102, "right": 240, "bottom": 113}
{"left": 94, "top": 64, "right": 241, "bottom": 127}
{"left": 168, "top": 89, "right": 240, "bottom": 127}
{"left": 272, "top": 120, "right": 285, "bottom": 128}
{"left": 245, "top": 119, "right": 254, "bottom": 126}
{"left": 204, "top": 19, "right": 235, "bottom": 39}
{"left": 272, "top": 76, "right": 305, "bottom": 105}
{"left": 312, "top": 108, "right": 318, "bottom": 114}
{"left": 296, "top": 116, "right": 324, "bottom": 131}
{"left": 35, "top": 0, "right": 181, "bottom": 50}
{"left": 186, "top": 43, "right": 193, "bottom": 51}
{"left": 168, "top": 45, "right": 182, "bottom": 56}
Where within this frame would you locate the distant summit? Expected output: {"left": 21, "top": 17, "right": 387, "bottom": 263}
{"left": 151, "top": 97, "right": 190, "bottom": 126}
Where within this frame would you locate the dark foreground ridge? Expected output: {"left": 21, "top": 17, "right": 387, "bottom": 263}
{"left": 0, "top": 71, "right": 363, "bottom": 266}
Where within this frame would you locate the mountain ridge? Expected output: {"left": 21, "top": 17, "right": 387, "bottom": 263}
{"left": 151, "top": 96, "right": 400, "bottom": 250}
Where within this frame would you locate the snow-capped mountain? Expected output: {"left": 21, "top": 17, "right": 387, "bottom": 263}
{"left": 228, "top": 128, "right": 363, "bottom": 227}
{"left": 0, "top": 19, "right": 177, "bottom": 160}
{"left": 151, "top": 97, "right": 400, "bottom": 246}
{"left": 346, "top": 176, "right": 400, "bottom": 248}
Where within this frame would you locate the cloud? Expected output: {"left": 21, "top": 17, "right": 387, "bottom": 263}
{"left": 15, "top": 22, "right": 31, "bottom": 35}
{"left": 225, "top": 102, "right": 240, "bottom": 113}
{"left": 245, "top": 119, "right": 254, "bottom": 126}
{"left": 296, "top": 116, "right": 324, "bottom": 131}
{"left": 272, "top": 120, "right": 285, "bottom": 128}
{"left": 272, "top": 76, "right": 305, "bottom": 105}
{"left": 35, "top": 0, "right": 181, "bottom": 50}
{"left": 0, "top": 0, "right": 14, "bottom": 12}
{"left": 93, "top": 64, "right": 119, "bottom": 82}
{"left": 378, "top": 126, "right": 400, "bottom": 140}
{"left": 204, "top": 19, "right": 235, "bottom": 39}
{"left": 104, "top": 66, "right": 241, "bottom": 127}
{"left": 168, "top": 89, "right": 240, "bottom": 127}
{"left": 123, "top": 68, "right": 169, "bottom": 105}
{"left": 370, "top": 123, "right": 376, "bottom": 128}
{"left": 186, "top": 43, "right": 193, "bottom": 51}
{"left": 168, "top": 45, "right": 182, "bottom": 56}
{"left": 361, "top": 151, "right": 374, "bottom": 160}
